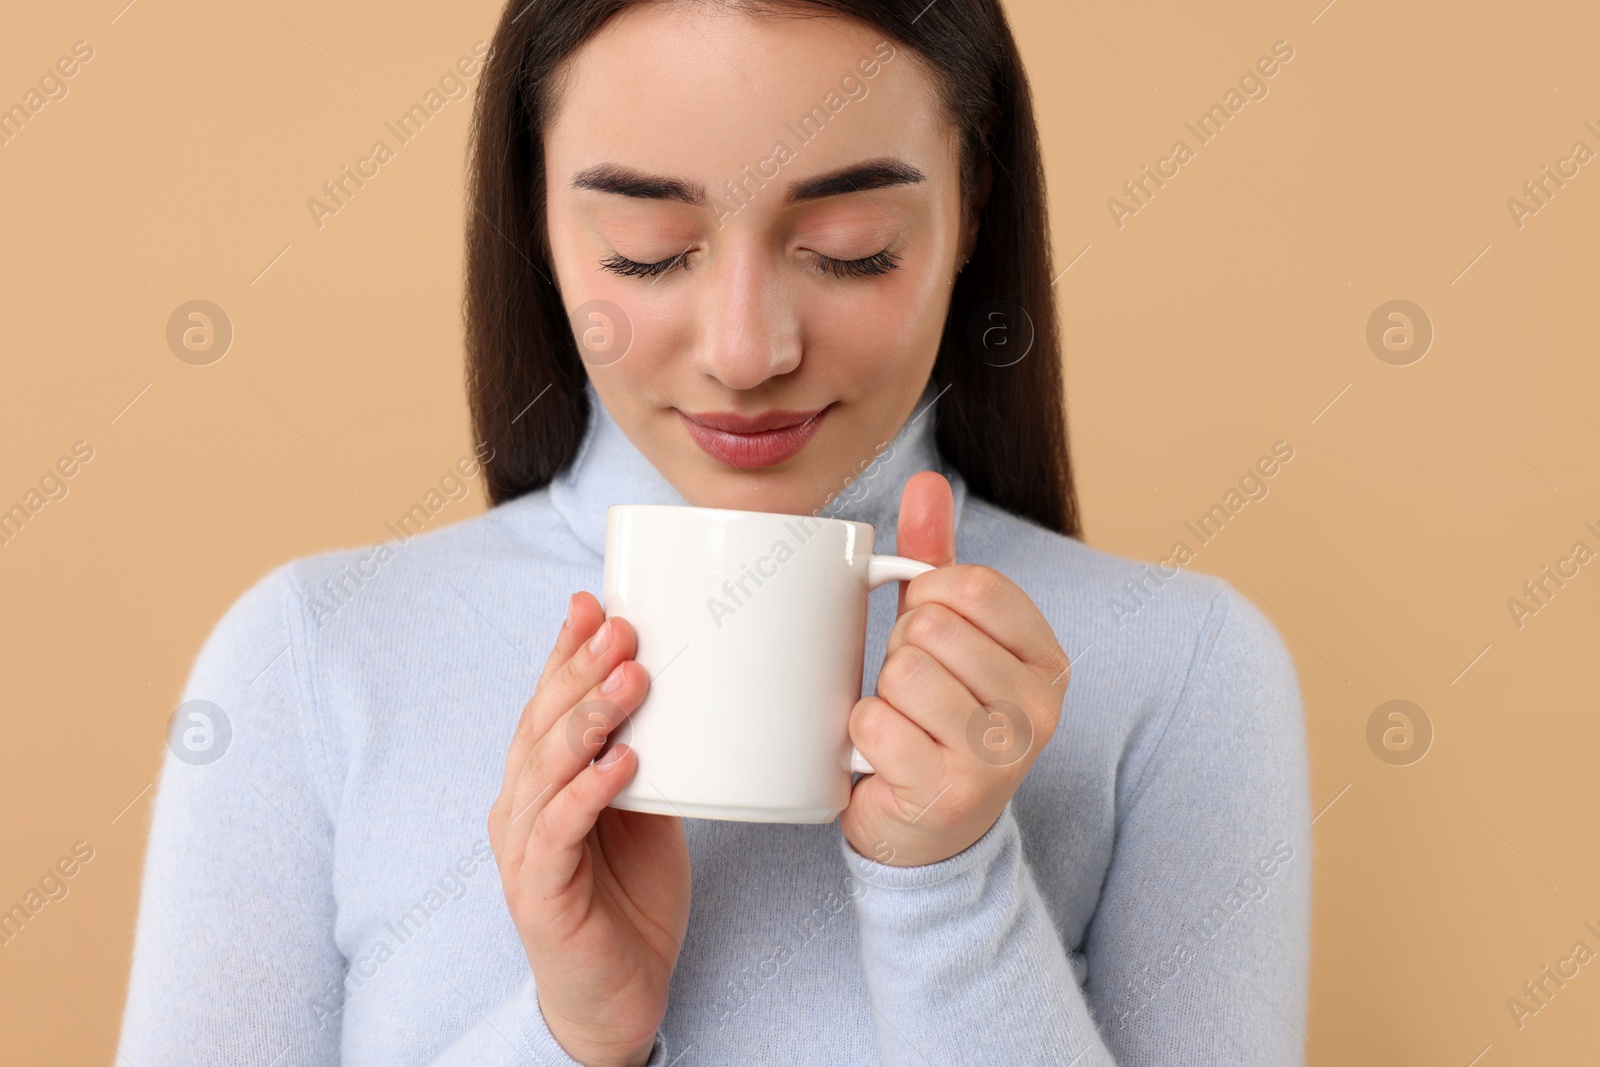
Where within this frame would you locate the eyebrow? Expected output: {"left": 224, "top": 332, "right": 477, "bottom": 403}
{"left": 569, "top": 157, "right": 927, "bottom": 207}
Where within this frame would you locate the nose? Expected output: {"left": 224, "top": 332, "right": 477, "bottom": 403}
{"left": 693, "top": 245, "right": 801, "bottom": 391}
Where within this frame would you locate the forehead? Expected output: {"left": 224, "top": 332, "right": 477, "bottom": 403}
{"left": 543, "top": 5, "right": 953, "bottom": 200}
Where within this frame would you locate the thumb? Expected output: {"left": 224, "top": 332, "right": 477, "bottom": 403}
{"left": 894, "top": 471, "right": 955, "bottom": 614}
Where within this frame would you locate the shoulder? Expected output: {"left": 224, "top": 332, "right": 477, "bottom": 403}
{"left": 188, "top": 558, "right": 303, "bottom": 677}
{"left": 189, "top": 485, "right": 583, "bottom": 705}
{"left": 181, "top": 488, "right": 583, "bottom": 779}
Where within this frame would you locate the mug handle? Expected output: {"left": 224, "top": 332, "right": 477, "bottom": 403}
{"left": 849, "top": 554, "right": 937, "bottom": 775}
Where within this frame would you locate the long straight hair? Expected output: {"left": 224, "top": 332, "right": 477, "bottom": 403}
{"left": 462, "top": 0, "right": 1081, "bottom": 538}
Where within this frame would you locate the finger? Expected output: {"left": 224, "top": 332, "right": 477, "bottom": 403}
{"left": 529, "top": 592, "right": 609, "bottom": 738}
{"left": 499, "top": 592, "right": 605, "bottom": 793}
{"left": 509, "top": 644, "right": 639, "bottom": 829}
{"left": 527, "top": 743, "right": 640, "bottom": 894}
{"left": 849, "top": 694, "right": 944, "bottom": 787}
{"left": 509, "top": 606, "right": 635, "bottom": 787}
{"left": 894, "top": 471, "right": 956, "bottom": 616}
{"left": 885, "top": 600, "right": 1035, "bottom": 706}
{"left": 493, "top": 604, "right": 633, "bottom": 845}
{"left": 902, "top": 563, "right": 1066, "bottom": 677}
{"left": 539, "top": 591, "right": 604, "bottom": 691}
{"left": 873, "top": 636, "right": 983, "bottom": 754}
{"left": 884, "top": 601, "right": 1056, "bottom": 760}
{"left": 503, "top": 654, "right": 648, "bottom": 866}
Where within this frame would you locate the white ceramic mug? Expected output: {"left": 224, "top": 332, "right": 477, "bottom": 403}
{"left": 596, "top": 503, "right": 934, "bottom": 823}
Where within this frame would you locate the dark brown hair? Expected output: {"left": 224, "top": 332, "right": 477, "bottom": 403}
{"left": 462, "top": 0, "right": 1080, "bottom": 538}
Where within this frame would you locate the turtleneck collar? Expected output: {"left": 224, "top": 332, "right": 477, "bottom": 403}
{"left": 545, "top": 377, "right": 967, "bottom": 560}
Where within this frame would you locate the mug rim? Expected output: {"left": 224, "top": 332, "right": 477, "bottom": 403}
{"left": 606, "top": 502, "right": 870, "bottom": 532}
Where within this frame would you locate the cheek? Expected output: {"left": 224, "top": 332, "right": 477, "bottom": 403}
{"left": 797, "top": 275, "right": 941, "bottom": 382}
{"left": 547, "top": 235, "right": 684, "bottom": 381}
{"left": 544, "top": 212, "right": 589, "bottom": 296}
{"left": 605, "top": 296, "right": 693, "bottom": 384}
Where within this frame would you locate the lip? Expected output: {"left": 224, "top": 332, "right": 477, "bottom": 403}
{"left": 678, "top": 404, "right": 833, "bottom": 468}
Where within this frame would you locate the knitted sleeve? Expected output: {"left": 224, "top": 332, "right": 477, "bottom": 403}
{"left": 839, "top": 582, "right": 1312, "bottom": 1065}
{"left": 115, "top": 562, "right": 670, "bottom": 1067}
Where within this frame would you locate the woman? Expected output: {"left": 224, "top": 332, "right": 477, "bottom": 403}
{"left": 119, "top": 1, "right": 1311, "bottom": 1064}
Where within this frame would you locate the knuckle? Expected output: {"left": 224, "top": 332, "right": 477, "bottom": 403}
{"left": 525, "top": 813, "right": 548, "bottom": 857}
{"left": 852, "top": 696, "right": 890, "bottom": 745}
{"left": 528, "top": 796, "right": 560, "bottom": 850}
{"left": 879, "top": 644, "right": 921, "bottom": 691}
{"left": 957, "top": 564, "right": 999, "bottom": 603}
{"left": 510, "top": 696, "right": 542, "bottom": 749}
{"left": 522, "top": 750, "right": 555, "bottom": 806}
{"left": 904, "top": 603, "right": 953, "bottom": 649}
{"left": 567, "top": 700, "right": 614, "bottom": 758}
{"left": 561, "top": 645, "right": 594, "bottom": 687}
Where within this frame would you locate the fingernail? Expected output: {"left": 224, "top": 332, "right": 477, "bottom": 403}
{"left": 600, "top": 662, "right": 625, "bottom": 694}
{"left": 587, "top": 620, "right": 611, "bottom": 656}
{"left": 561, "top": 595, "right": 574, "bottom": 630}
{"left": 597, "top": 743, "right": 627, "bottom": 768}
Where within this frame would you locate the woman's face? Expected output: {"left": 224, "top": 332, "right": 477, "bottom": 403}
{"left": 543, "top": 4, "right": 974, "bottom": 515}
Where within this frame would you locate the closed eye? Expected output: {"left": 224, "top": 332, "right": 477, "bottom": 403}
{"left": 810, "top": 248, "right": 902, "bottom": 279}
{"left": 598, "top": 247, "right": 693, "bottom": 278}
{"left": 597, "top": 247, "right": 903, "bottom": 280}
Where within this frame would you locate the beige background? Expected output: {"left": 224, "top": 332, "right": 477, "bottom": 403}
{"left": 3, "top": 1, "right": 1596, "bottom": 1063}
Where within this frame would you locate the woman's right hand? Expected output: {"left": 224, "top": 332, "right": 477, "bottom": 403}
{"left": 488, "top": 590, "right": 690, "bottom": 1067}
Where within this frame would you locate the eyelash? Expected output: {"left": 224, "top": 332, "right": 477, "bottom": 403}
{"left": 598, "top": 247, "right": 903, "bottom": 280}
{"left": 816, "top": 248, "right": 902, "bottom": 278}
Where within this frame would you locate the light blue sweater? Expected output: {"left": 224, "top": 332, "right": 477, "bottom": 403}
{"left": 118, "top": 379, "right": 1311, "bottom": 1065}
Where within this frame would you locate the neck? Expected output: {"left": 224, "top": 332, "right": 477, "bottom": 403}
{"left": 545, "top": 379, "right": 967, "bottom": 558}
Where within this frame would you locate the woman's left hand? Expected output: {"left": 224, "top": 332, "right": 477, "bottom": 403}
{"left": 841, "top": 471, "right": 1072, "bottom": 868}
